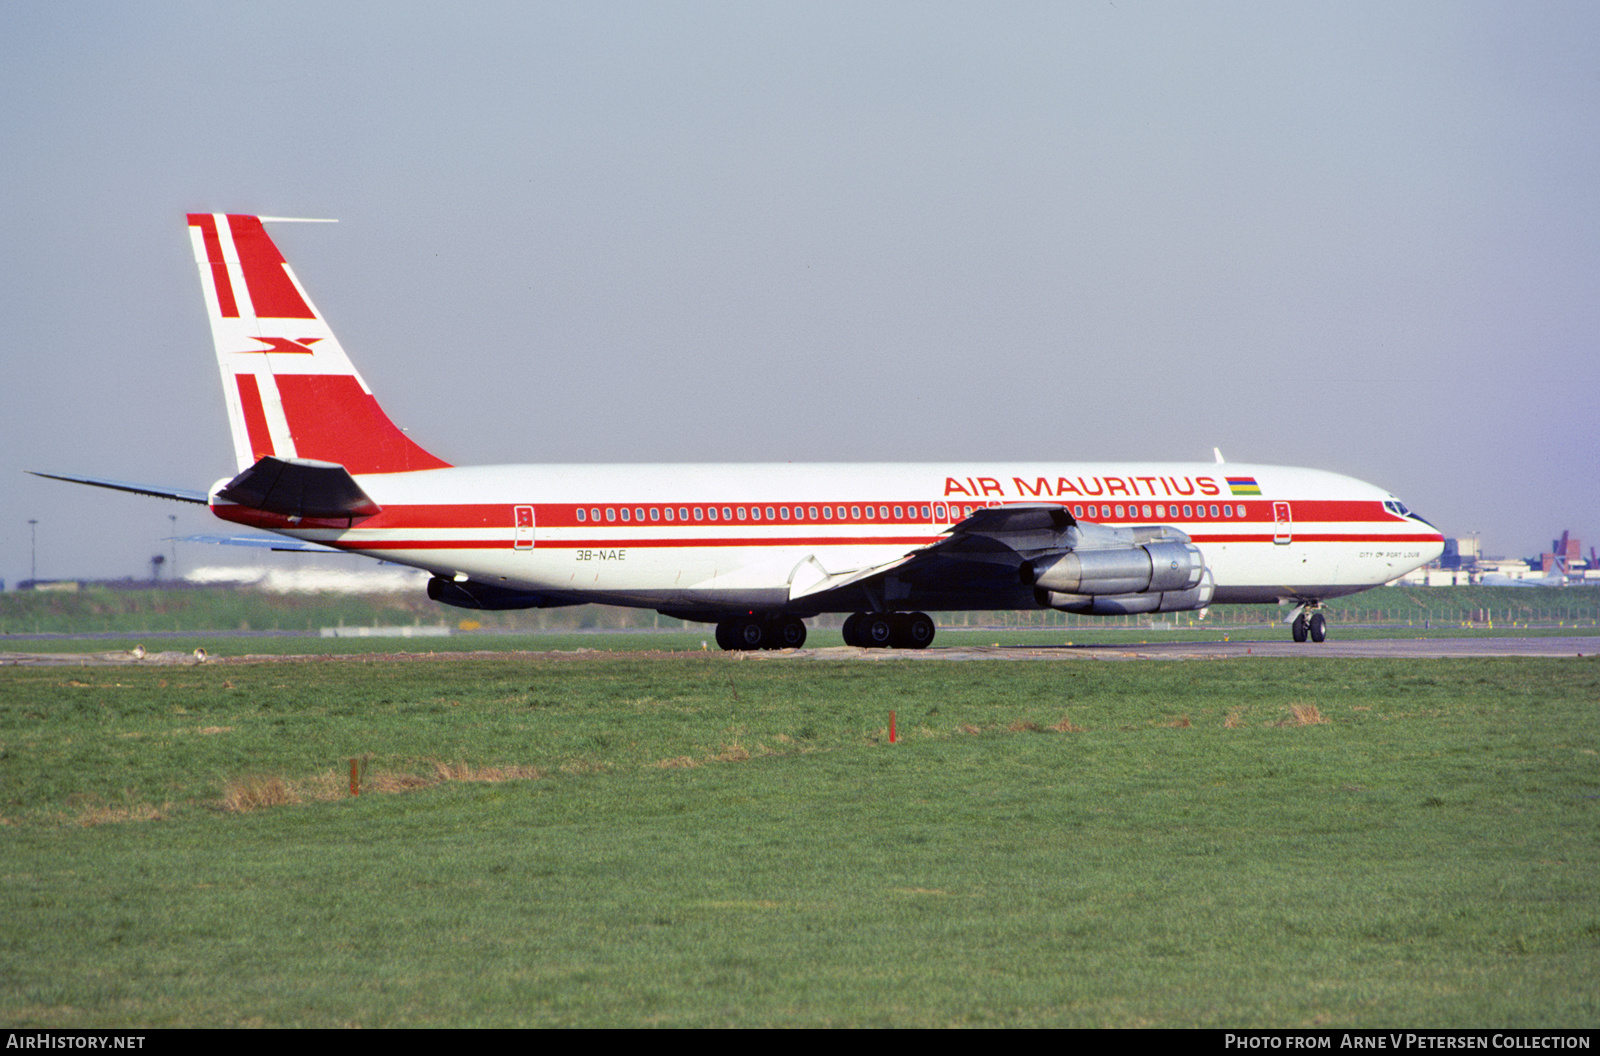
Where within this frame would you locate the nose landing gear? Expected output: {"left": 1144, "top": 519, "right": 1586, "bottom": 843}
{"left": 1289, "top": 605, "right": 1327, "bottom": 643}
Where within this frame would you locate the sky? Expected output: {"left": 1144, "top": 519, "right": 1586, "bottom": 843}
{"left": 3, "top": 0, "right": 1597, "bottom": 586}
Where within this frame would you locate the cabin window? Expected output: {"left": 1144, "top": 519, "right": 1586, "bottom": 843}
{"left": 737, "top": 508, "right": 747, "bottom": 521}
{"left": 1222, "top": 505, "right": 1231, "bottom": 518}
{"left": 723, "top": 507, "right": 733, "bottom": 521}
{"left": 864, "top": 506, "right": 874, "bottom": 520}
{"left": 707, "top": 507, "right": 718, "bottom": 521}
{"left": 693, "top": 508, "right": 703, "bottom": 521}
{"left": 576, "top": 508, "right": 586, "bottom": 522}
{"left": 664, "top": 507, "right": 674, "bottom": 521}
{"left": 650, "top": 508, "right": 660, "bottom": 521}
{"left": 1209, "top": 505, "right": 1219, "bottom": 517}
{"left": 850, "top": 506, "right": 861, "bottom": 520}
{"left": 606, "top": 508, "right": 616, "bottom": 522}
{"left": 808, "top": 506, "right": 819, "bottom": 520}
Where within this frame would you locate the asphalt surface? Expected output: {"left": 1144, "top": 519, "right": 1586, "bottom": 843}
{"left": 2, "top": 635, "right": 1594, "bottom": 666}
{"left": 857, "top": 636, "right": 1598, "bottom": 661}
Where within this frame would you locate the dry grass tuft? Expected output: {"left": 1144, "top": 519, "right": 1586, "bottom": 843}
{"left": 710, "top": 743, "right": 752, "bottom": 763}
{"left": 73, "top": 799, "right": 171, "bottom": 826}
{"left": 1008, "top": 720, "right": 1045, "bottom": 733}
{"left": 1289, "top": 703, "right": 1330, "bottom": 726}
{"left": 1050, "top": 714, "right": 1086, "bottom": 733}
{"left": 1163, "top": 715, "right": 1192, "bottom": 728}
{"left": 649, "top": 756, "right": 701, "bottom": 769}
{"left": 1224, "top": 707, "right": 1244, "bottom": 728}
{"left": 298, "top": 771, "right": 349, "bottom": 802}
{"left": 221, "top": 775, "right": 296, "bottom": 813}
{"left": 430, "top": 761, "right": 544, "bottom": 783}
{"left": 365, "top": 771, "right": 432, "bottom": 793}
{"left": 957, "top": 723, "right": 982, "bottom": 736}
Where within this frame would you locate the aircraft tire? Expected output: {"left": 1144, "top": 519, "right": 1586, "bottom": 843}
{"left": 891, "top": 612, "right": 935, "bottom": 649}
{"left": 1308, "top": 613, "right": 1327, "bottom": 643}
{"left": 715, "top": 617, "right": 766, "bottom": 651}
{"left": 734, "top": 617, "right": 766, "bottom": 650}
{"left": 860, "top": 613, "right": 895, "bottom": 648}
{"left": 842, "top": 612, "right": 866, "bottom": 647}
{"left": 1291, "top": 615, "right": 1308, "bottom": 643}
{"left": 772, "top": 615, "right": 807, "bottom": 649}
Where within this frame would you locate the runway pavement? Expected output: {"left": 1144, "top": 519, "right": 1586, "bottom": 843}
{"left": 2, "top": 635, "right": 1595, "bottom": 666}
{"left": 801, "top": 635, "right": 1599, "bottom": 661}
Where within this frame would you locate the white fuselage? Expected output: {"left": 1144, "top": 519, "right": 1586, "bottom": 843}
{"left": 214, "top": 460, "right": 1444, "bottom": 616}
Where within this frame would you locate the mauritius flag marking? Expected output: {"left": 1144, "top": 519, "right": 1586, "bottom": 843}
{"left": 1226, "top": 476, "right": 1262, "bottom": 496}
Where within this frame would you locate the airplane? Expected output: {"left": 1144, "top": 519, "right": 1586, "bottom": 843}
{"left": 1480, "top": 565, "right": 1569, "bottom": 588}
{"left": 33, "top": 213, "right": 1446, "bottom": 649}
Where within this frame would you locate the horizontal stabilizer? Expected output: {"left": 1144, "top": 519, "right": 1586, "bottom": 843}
{"left": 178, "top": 533, "right": 347, "bottom": 553}
{"left": 215, "top": 456, "right": 381, "bottom": 519}
{"left": 30, "top": 471, "right": 208, "bottom": 505}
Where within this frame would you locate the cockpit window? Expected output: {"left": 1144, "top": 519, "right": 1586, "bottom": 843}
{"left": 1385, "top": 498, "right": 1436, "bottom": 529}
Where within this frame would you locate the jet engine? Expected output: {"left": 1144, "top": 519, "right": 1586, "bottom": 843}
{"left": 1019, "top": 530, "right": 1213, "bottom": 616}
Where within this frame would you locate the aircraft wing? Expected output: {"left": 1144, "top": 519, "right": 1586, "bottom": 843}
{"left": 788, "top": 503, "right": 1078, "bottom": 603}
{"left": 29, "top": 471, "right": 209, "bottom": 505}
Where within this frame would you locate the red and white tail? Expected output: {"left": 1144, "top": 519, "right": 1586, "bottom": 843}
{"left": 186, "top": 213, "right": 450, "bottom": 475}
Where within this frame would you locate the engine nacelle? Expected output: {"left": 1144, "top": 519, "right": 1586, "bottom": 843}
{"left": 1021, "top": 540, "right": 1205, "bottom": 596}
{"left": 1035, "top": 568, "right": 1215, "bottom": 615}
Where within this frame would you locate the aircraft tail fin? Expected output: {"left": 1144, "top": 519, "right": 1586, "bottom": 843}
{"left": 185, "top": 213, "right": 451, "bottom": 475}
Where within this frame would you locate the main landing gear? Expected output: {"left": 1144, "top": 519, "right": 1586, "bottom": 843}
{"left": 841, "top": 611, "right": 936, "bottom": 650}
{"left": 1290, "top": 605, "right": 1328, "bottom": 643}
{"left": 710, "top": 611, "right": 938, "bottom": 651}
{"left": 714, "top": 614, "right": 808, "bottom": 651}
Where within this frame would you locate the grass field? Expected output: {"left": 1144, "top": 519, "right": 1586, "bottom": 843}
{"left": 2, "top": 651, "right": 1597, "bottom": 1027}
